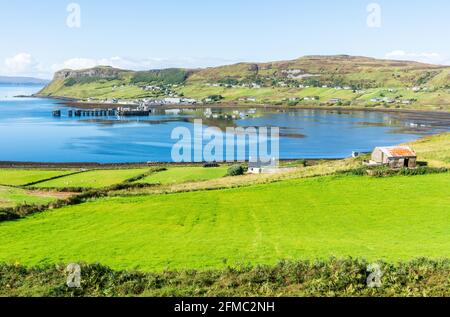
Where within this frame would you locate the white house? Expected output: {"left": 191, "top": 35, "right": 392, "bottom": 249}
{"left": 164, "top": 97, "right": 182, "bottom": 104}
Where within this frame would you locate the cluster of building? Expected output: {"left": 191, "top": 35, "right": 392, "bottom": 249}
{"left": 84, "top": 97, "right": 201, "bottom": 107}
{"left": 370, "top": 97, "right": 415, "bottom": 105}
{"left": 205, "top": 82, "right": 262, "bottom": 89}
{"left": 203, "top": 108, "right": 257, "bottom": 120}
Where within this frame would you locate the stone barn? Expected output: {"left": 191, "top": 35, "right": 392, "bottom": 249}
{"left": 371, "top": 146, "right": 417, "bottom": 168}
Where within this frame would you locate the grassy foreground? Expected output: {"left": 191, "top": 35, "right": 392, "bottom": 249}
{"left": 1, "top": 173, "right": 449, "bottom": 271}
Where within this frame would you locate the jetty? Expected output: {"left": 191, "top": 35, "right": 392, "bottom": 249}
{"left": 54, "top": 109, "right": 117, "bottom": 117}
{"left": 52, "top": 105, "right": 155, "bottom": 118}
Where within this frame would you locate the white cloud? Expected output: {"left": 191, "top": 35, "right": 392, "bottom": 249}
{"left": 4, "top": 53, "right": 41, "bottom": 75}
{"left": 51, "top": 56, "right": 237, "bottom": 72}
{"left": 385, "top": 50, "right": 450, "bottom": 65}
{"left": 1, "top": 54, "right": 240, "bottom": 78}
{"left": 52, "top": 58, "right": 100, "bottom": 71}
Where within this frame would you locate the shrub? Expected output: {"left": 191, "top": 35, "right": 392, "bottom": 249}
{"left": 1, "top": 258, "right": 450, "bottom": 297}
{"left": 204, "top": 95, "right": 223, "bottom": 103}
{"left": 338, "top": 166, "right": 449, "bottom": 177}
{"left": 227, "top": 165, "right": 245, "bottom": 176}
{"left": 296, "top": 159, "right": 307, "bottom": 167}
{"left": 203, "top": 163, "right": 220, "bottom": 168}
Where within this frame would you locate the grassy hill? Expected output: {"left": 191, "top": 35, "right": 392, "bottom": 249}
{"left": 36, "top": 56, "right": 450, "bottom": 110}
{"left": 189, "top": 55, "right": 450, "bottom": 87}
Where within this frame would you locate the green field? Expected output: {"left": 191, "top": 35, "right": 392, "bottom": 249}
{"left": 0, "top": 169, "right": 77, "bottom": 186}
{"left": 0, "top": 186, "right": 61, "bottom": 208}
{"left": 137, "top": 166, "right": 228, "bottom": 185}
{"left": 32, "top": 169, "right": 149, "bottom": 189}
{"left": 1, "top": 173, "right": 449, "bottom": 271}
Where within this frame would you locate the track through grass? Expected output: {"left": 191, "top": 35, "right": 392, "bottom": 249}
{"left": 0, "top": 169, "right": 77, "bottom": 186}
{"left": 137, "top": 166, "right": 228, "bottom": 185}
{"left": 0, "top": 173, "right": 448, "bottom": 271}
{"left": 32, "top": 169, "right": 149, "bottom": 189}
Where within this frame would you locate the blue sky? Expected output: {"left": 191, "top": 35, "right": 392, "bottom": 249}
{"left": 1, "top": 0, "right": 449, "bottom": 78}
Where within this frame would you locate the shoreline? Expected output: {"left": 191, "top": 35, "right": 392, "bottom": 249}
{"left": 51, "top": 98, "right": 450, "bottom": 129}
{"left": 33, "top": 94, "right": 450, "bottom": 116}
{"left": 0, "top": 159, "right": 339, "bottom": 169}
{"left": 4, "top": 96, "right": 446, "bottom": 168}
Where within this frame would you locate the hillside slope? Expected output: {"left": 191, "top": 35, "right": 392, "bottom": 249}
{"left": 189, "top": 55, "right": 450, "bottom": 87}
{"left": 36, "top": 55, "right": 450, "bottom": 110}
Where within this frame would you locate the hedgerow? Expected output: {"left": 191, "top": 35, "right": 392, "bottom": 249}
{"left": 1, "top": 258, "right": 449, "bottom": 297}
{"left": 338, "top": 166, "right": 449, "bottom": 177}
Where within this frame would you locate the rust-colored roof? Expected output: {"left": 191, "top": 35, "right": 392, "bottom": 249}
{"left": 378, "top": 146, "right": 416, "bottom": 158}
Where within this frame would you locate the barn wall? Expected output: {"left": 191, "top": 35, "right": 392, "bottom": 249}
{"left": 389, "top": 159, "right": 403, "bottom": 169}
{"left": 371, "top": 149, "right": 384, "bottom": 163}
{"left": 408, "top": 158, "right": 417, "bottom": 168}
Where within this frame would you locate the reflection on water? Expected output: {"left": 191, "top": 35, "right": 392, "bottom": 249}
{"left": 0, "top": 84, "right": 449, "bottom": 163}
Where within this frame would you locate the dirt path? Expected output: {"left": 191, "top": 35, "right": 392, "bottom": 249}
{"left": 27, "top": 191, "right": 75, "bottom": 199}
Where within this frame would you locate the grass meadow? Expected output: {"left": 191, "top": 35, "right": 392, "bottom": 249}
{"left": 32, "top": 169, "right": 149, "bottom": 189}
{"left": 136, "top": 166, "right": 228, "bottom": 185}
{"left": 1, "top": 173, "right": 449, "bottom": 271}
{"left": 0, "top": 186, "right": 62, "bottom": 208}
{"left": 0, "top": 169, "right": 77, "bottom": 186}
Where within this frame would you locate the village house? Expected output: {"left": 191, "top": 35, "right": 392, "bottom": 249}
{"left": 164, "top": 97, "right": 182, "bottom": 104}
{"left": 247, "top": 157, "right": 281, "bottom": 174}
{"left": 239, "top": 97, "right": 257, "bottom": 102}
{"left": 368, "top": 146, "right": 417, "bottom": 168}
{"left": 382, "top": 97, "right": 395, "bottom": 104}
{"left": 181, "top": 98, "right": 198, "bottom": 104}
{"left": 304, "top": 96, "right": 319, "bottom": 101}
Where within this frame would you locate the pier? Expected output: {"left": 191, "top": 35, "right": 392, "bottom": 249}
{"left": 52, "top": 106, "right": 155, "bottom": 117}
{"left": 52, "top": 108, "right": 118, "bottom": 117}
